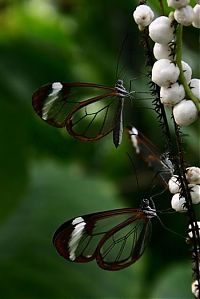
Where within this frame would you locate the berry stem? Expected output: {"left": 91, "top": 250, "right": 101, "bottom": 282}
{"left": 175, "top": 24, "right": 200, "bottom": 111}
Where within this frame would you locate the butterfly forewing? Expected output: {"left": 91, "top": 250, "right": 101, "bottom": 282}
{"left": 128, "top": 126, "right": 162, "bottom": 165}
{"left": 32, "top": 82, "right": 117, "bottom": 131}
{"left": 53, "top": 208, "right": 151, "bottom": 270}
{"left": 32, "top": 82, "right": 73, "bottom": 127}
{"left": 128, "top": 126, "right": 174, "bottom": 186}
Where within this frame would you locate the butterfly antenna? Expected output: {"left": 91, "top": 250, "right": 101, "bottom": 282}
{"left": 115, "top": 33, "right": 129, "bottom": 81}
{"left": 150, "top": 189, "right": 171, "bottom": 212}
{"left": 156, "top": 214, "right": 185, "bottom": 240}
{"left": 159, "top": 208, "right": 176, "bottom": 214}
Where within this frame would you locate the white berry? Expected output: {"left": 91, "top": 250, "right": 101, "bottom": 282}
{"left": 186, "top": 167, "right": 200, "bottom": 184}
{"left": 189, "top": 79, "right": 200, "bottom": 99}
{"left": 149, "top": 16, "right": 174, "bottom": 44}
{"left": 173, "top": 99, "right": 198, "bottom": 126}
{"left": 174, "top": 5, "right": 195, "bottom": 26}
{"left": 192, "top": 4, "right": 200, "bottom": 28}
{"left": 189, "top": 184, "right": 200, "bottom": 204}
{"left": 153, "top": 43, "right": 174, "bottom": 60}
{"left": 152, "top": 59, "right": 180, "bottom": 87}
{"left": 191, "top": 280, "right": 199, "bottom": 298}
{"left": 167, "top": 0, "right": 189, "bottom": 9}
{"left": 133, "top": 5, "right": 154, "bottom": 28}
{"left": 182, "top": 61, "right": 192, "bottom": 83}
{"left": 171, "top": 193, "right": 187, "bottom": 212}
{"left": 160, "top": 82, "right": 185, "bottom": 106}
{"left": 168, "top": 175, "right": 181, "bottom": 193}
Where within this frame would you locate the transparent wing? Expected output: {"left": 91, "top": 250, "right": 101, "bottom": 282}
{"left": 32, "top": 82, "right": 116, "bottom": 128}
{"left": 128, "top": 126, "right": 173, "bottom": 186}
{"left": 66, "top": 95, "right": 123, "bottom": 141}
{"left": 53, "top": 208, "right": 151, "bottom": 270}
{"left": 96, "top": 217, "right": 151, "bottom": 270}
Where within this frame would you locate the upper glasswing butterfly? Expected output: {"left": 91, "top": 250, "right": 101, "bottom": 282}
{"left": 32, "top": 79, "right": 132, "bottom": 148}
{"left": 127, "top": 126, "right": 174, "bottom": 187}
{"left": 53, "top": 198, "right": 156, "bottom": 271}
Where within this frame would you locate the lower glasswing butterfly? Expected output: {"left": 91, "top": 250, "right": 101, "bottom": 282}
{"left": 53, "top": 198, "right": 156, "bottom": 271}
{"left": 127, "top": 126, "right": 174, "bottom": 188}
{"left": 32, "top": 79, "right": 134, "bottom": 148}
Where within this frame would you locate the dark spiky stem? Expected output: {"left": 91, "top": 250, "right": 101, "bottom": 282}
{"left": 173, "top": 118, "right": 200, "bottom": 297}
{"left": 173, "top": 23, "right": 200, "bottom": 297}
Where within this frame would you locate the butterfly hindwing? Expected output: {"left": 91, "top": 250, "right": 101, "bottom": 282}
{"left": 96, "top": 213, "right": 151, "bottom": 270}
{"left": 66, "top": 94, "right": 124, "bottom": 141}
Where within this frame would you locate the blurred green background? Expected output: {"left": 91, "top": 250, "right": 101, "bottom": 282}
{"left": 0, "top": 0, "right": 199, "bottom": 298}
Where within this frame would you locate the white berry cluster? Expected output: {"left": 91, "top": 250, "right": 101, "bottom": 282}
{"left": 133, "top": 2, "right": 200, "bottom": 127}
{"left": 168, "top": 166, "right": 200, "bottom": 212}
{"left": 168, "top": 0, "right": 200, "bottom": 28}
{"left": 133, "top": 2, "right": 200, "bottom": 30}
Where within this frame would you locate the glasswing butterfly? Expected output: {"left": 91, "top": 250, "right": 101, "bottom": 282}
{"left": 53, "top": 199, "right": 156, "bottom": 271}
{"left": 32, "top": 79, "right": 132, "bottom": 148}
{"left": 127, "top": 126, "right": 174, "bottom": 187}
